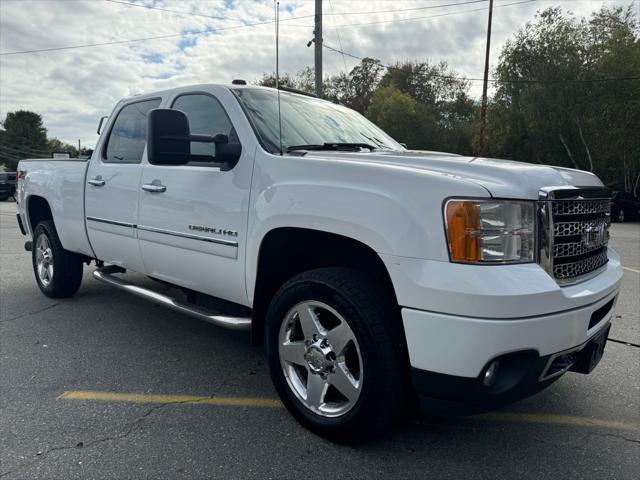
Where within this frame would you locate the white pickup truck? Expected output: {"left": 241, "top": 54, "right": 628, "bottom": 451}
{"left": 16, "top": 84, "right": 622, "bottom": 439}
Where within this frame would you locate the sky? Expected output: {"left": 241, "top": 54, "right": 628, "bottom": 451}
{"left": 0, "top": 0, "right": 638, "bottom": 148}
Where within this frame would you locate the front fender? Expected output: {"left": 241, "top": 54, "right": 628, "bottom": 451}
{"left": 245, "top": 151, "right": 490, "bottom": 302}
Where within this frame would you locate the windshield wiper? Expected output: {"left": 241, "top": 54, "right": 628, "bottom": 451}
{"left": 286, "top": 142, "right": 378, "bottom": 153}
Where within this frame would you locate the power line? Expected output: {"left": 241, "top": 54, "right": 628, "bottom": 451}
{"left": 0, "top": 150, "right": 24, "bottom": 159}
{"left": 0, "top": 0, "right": 522, "bottom": 55}
{"left": 328, "top": 0, "right": 535, "bottom": 28}
{"left": 106, "top": 0, "right": 485, "bottom": 22}
{"left": 328, "top": 0, "right": 348, "bottom": 72}
{"left": 0, "top": 150, "right": 45, "bottom": 160}
{"left": 0, "top": 143, "right": 50, "bottom": 154}
{"left": 322, "top": 43, "right": 640, "bottom": 84}
{"left": 104, "top": 0, "right": 316, "bottom": 25}
{"left": 323, "top": 0, "right": 489, "bottom": 16}
{"left": 0, "top": 144, "right": 50, "bottom": 156}
{"left": 0, "top": 17, "right": 291, "bottom": 56}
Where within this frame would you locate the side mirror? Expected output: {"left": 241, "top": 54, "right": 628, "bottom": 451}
{"left": 213, "top": 134, "right": 242, "bottom": 172}
{"left": 147, "top": 109, "right": 191, "bottom": 166}
{"left": 147, "top": 109, "right": 242, "bottom": 170}
{"left": 97, "top": 116, "right": 108, "bottom": 135}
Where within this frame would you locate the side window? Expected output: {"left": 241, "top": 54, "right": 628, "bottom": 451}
{"left": 171, "top": 94, "right": 237, "bottom": 159}
{"left": 104, "top": 98, "right": 161, "bottom": 163}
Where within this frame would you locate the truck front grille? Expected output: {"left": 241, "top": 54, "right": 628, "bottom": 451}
{"left": 538, "top": 187, "right": 611, "bottom": 285}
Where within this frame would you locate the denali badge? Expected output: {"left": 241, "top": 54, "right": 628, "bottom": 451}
{"left": 189, "top": 225, "right": 238, "bottom": 237}
{"left": 581, "top": 223, "right": 606, "bottom": 249}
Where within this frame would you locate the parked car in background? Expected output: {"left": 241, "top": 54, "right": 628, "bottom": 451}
{"left": 0, "top": 172, "right": 17, "bottom": 201}
{"left": 610, "top": 191, "right": 640, "bottom": 222}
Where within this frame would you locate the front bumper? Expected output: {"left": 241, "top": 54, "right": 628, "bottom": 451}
{"left": 411, "top": 321, "right": 611, "bottom": 415}
{"left": 402, "top": 288, "right": 618, "bottom": 379}
{"left": 380, "top": 248, "right": 623, "bottom": 411}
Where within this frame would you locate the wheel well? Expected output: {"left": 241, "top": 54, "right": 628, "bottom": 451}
{"left": 27, "top": 196, "right": 53, "bottom": 232}
{"left": 251, "top": 227, "right": 400, "bottom": 345}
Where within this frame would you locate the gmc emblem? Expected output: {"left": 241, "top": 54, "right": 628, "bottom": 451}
{"left": 582, "top": 223, "right": 606, "bottom": 249}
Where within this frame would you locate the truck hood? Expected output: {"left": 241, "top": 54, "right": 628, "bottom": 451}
{"left": 305, "top": 150, "right": 603, "bottom": 199}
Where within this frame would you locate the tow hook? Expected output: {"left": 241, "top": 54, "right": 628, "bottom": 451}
{"left": 24, "top": 240, "right": 32, "bottom": 252}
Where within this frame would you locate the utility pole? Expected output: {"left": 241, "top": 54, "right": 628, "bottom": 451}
{"left": 478, "top": 0, "right": 493, "bottom": 157}
{"left": 314, "top": 0, "right": 323, "bottom": 97}
{"left": 78, "top": 139, "right": 81, "bottom": 154}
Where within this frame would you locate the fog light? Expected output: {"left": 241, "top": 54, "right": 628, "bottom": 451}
{"left": 483, "top": 361, "right": 500, "bottom": 386}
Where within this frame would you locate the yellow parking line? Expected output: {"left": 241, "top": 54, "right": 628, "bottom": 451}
{"left": 623, "top": 266, "right": 640, "bottom": 273}
{"left": 58, "top": 390, "right": 282, "bottom": 408}
{"left": 59, "top": 390, "right": 639, "bottom": 431}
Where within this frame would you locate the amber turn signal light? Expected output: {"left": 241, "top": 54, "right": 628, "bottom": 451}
{"left": 445, "top": 201, "right": 482, "bottom": 262}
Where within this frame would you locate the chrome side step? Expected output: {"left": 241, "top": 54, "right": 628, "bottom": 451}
{"left": 92, "top": 267, "right": 251, "bottom": 331}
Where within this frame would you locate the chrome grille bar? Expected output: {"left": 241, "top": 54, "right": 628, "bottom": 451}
{"left": 538, "top": 186, "right": 611, "bottom": 285}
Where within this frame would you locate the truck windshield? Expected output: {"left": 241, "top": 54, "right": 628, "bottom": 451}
{"left": 232, "top": 88, "right": 404, "bottom": 154}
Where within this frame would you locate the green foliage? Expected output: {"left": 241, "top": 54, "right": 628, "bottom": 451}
{"left": 263, "top": 6, "right": 637, "bottom": 192}
{"left": 375, "top": 61, "right": 476, "bottom": 154}
{"left": 332, "top": 58, "right": 385, "bottom": 113}
{"left": 487, "top": 6, "right": 640, "bottom": 192}
{"left": 257, "top": 66, "right": 315, "bottom": 93}
{"left": 46, "top": 138, "right": 80, "bottom": 158}
{"left": 2, "top": 5, "right": 636, "bottom": 192}
{"left": 367, "top": 86, "right": 420, "bottom": 147}
{"left": 0, "top": 111, "right": 48, "bottom": 170}
{"left": 0, "top": 111, "right": 86, "bottom": 171}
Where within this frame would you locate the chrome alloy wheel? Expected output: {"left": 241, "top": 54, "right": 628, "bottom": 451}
{"left": 36, "top": 234, "right": 54, "bottom": 287}
{"left": 278, "top": 301, "right": 363, "bottom": 418}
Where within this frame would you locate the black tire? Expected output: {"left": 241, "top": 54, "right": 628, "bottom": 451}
{"left": 265, "top": 267, "right": 407, "bottom": 440}
{"left": 32, "top": 220, "right": 84, "bottom": 298}
{"left": 617, "top": 209, "right": 625, "bottom": 223}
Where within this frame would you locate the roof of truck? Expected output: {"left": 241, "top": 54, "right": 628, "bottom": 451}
{"left": 118, "top": 84, "right": 316, "bottom": 104}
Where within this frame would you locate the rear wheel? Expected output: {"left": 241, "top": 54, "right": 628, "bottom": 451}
{"left": 617, "top": 209, "right": 625, "bottom": 223}
{"left": 32, "top": 220, "right": 84, "bottom": 298}
{"left": 266, "top": 267, "right": 406, "bottom": 440}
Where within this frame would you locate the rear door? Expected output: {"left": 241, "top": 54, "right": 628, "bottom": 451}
{"left": 85, "top": 97, "right": 161, "bottom": 271}
{"left": 136, "top": 87, "right": 253, "bottom": 305}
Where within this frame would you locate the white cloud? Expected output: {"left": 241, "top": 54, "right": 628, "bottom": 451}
{"left": 0, "top": 0, "right": 633, "bottom": 148}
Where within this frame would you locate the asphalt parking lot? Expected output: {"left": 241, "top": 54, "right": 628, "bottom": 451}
{"left": 1, "top": 200, "right": 638, "bottom": 479}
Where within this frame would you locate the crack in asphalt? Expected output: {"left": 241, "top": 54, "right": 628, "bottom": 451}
{"left": 589, "top": 432, "right": 640, "bottom": 444}
{"left": 608, "top": 337, "right": 640, "bottom": 348}
{"left": 0, "top": 395, "right": 226, "bottom": 478}
{"left": 0, "top": 302, "right": 60, "bottom": 324}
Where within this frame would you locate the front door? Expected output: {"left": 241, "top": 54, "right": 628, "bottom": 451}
{"left": 85, "top": 97, "right": 161, "bottom": 272}
{"left": 136, "top": 89, "right": 252, "bottom": 305}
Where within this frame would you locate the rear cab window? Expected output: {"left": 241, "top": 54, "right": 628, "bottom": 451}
{"left": 103, "top": 98, "right": 161, "bottom": 164}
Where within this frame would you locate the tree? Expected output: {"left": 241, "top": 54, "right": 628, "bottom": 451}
{"left": 0, "top": 110, "right": 48, "bottom": 171}
{"left": 367, "top": 86, "right": 421, "bottom": 147}
{"left": 488, "top": 6, "right": 640, "bottom": 190}
{"left": 375, "top": 61, "right": 476, "bottom": 153}
{"left": 331, "top": 58, "right": 384, "bottom": 113}
{"left": 46, "top": 137, "right": 79, "bottom": 158}
{"left": 257, "top": 67, "right": 315, "bottom": 94}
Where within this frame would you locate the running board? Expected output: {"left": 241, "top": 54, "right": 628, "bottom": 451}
{"left": 92, "top": 267, "right": 251, "bottom": 331}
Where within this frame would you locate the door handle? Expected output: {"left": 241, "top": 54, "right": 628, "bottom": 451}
{"left": 141, "top": 183, "right": 166, "bottom": 193}
{"left": 88, "top": 177, "right": 105, "bottom": 187}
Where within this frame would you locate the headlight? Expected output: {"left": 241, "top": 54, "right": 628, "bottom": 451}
{"left": 444, "top": 199, "right": 536, "bottom": 264}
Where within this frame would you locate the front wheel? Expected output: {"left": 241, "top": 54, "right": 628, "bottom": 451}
{"left": 617, "top": 209, "right": 625, "bottom": 223}
{"left": 32, "top": 220, "right": 84, "bottom": 298}
{"left": 265, "top": 267, "right": 406, "bottom": 440}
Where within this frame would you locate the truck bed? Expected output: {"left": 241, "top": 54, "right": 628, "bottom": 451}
{"left": 17, "top": 159, "right": 94, "bottom": 257}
